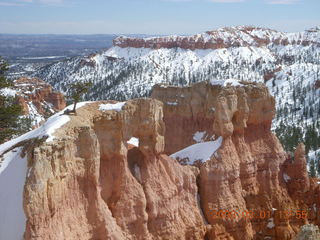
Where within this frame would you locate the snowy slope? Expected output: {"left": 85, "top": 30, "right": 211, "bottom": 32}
{"left": 0, "top": 148, "right": 27, "bottom": 240}
{"left": 34, "top": 26, "right": 320, "bottom": 102}
{"left": 32, "top": 26, "right": 320, "bottom": 171}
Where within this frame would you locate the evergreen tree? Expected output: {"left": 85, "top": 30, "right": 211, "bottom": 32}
{"left": 317, "top": 154, "right": 320, "bottom": 176}
{"left": 0, "top": 57, "right": 24, "bottom": 143}
{"left": 65, "top": 81, "right": 92, "bottom": 114}
{"left": 309, "top": 159, "right": 317, "bottom": 177}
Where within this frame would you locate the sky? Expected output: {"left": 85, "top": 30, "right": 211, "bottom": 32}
{"left": 0, "top": 0, "right": 319, "bottom": 35}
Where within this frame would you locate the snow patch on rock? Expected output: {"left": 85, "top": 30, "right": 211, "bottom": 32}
{"left": 127, "top": 137, "right": 139, "bottom": 147}
{"left": 99, "top": 102, "right": 126, "bottom": 112}
{"left": 170, "top": 136, "right": 223, "bottom": 165}
{"left": 210, "top": 79, "right": 243, "bottom": 87}
{"left": 193, "top": 131, "right": 206, "bottom": 143}
{"left": 166, "top": 101, "right": 178, "bottom": 106}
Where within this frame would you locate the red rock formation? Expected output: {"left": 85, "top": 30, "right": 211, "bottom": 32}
{"left": 14, "top": 77, "right": 66, "bottom": 116}
{"left": 23, "top": 99, "right": 205, "bottom": 240}
{"left": 2, "top": 81, "right": 318, "bottom": 239}
{"left": 113, "top": 26, "right": 320, "bottom": 50}
{"left": 152, "top": 81, "right": 320, "bottom": 240}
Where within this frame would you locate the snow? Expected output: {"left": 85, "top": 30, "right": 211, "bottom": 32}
{"left": 0, "top": 88, "right": 17, "bottom": 97}
{"left": 170, "top": 136, "right": 223, "bottom": 165}
{"left": 210, "top": 79, "right": 243, "bottom": 87}
{"left": 224, "top": 79, "right": 244, "bottom": 87}
{"left": 0, "top": 148, "right": 27, "bottom": 240}
{"left": 99, "top": 102, "right": 126, "bottom": 112}
{"left": 127, "top": 137, "right": 139, "bottom": 147}
{"left": 166, "top": 102, "right": 178, "bottom": 106}
{"left": 19, "top": 56, "right": 65, "bottom": 60}
{"left": 193, "top": 131, "right": 207, "bottom": 143}
{"left": 283, "top": 173, "right": 291, "bottom": 183}
{"left": 0, "top": 102, "right": 92, "bottom": 156}
{"left": 267, "top": 218, "right": 275, "bottom": 229}
{"left": 308, "top": 149, "right": 320, "bottom": 162}
{"left": 27, "top": 102, "right": 45, "bottom": 127}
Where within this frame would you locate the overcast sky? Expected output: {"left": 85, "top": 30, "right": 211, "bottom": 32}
{"left": 0, "top": 0, "right": 319, "bottom": 35}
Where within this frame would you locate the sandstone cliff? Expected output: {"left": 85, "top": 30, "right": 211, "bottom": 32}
{"left": 0, "top": 81, "right": 319, "bottom": 240}
{"left": 151, "top": 80, "right": 320, "bottom": 240}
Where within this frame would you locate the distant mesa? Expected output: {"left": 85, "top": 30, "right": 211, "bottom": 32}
{"left": 113, "top": 26, "right": 320, "bottom": 50}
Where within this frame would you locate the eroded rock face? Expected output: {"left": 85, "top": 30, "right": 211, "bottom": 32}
{"left": 23, "top": 99, "right": 205, "bottom": 240}
{"left": 114, "top": 26, "right": 320, "bottom": 50}
{"left": 151, "top": 81, "right": 275, "bottom": 154}
{"left": 152, "top": 81, "right": 320, "bottom": 240}
{"left": 14, "top": 77, "right": 66, "bottom": 117}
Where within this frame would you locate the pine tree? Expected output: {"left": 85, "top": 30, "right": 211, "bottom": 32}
{"left": 309, "top": 159, "right": 317, "bottom": 177}
{"left": 65, "top": 81, "right": 92, "bottom": 114}
{"left": 0, "top": 57, "right": 24, "bottom": 143}
{"left": 317, "top": 153, "right": 320, "bottom": 176}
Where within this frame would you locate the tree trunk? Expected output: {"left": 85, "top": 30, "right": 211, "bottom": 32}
{"left": 73, "top": 101, "right": 77, "bottom": 113}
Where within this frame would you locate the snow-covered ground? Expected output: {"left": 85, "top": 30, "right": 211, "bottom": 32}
{"left": 0, "top": 148, "right": 27, "bottom": 240}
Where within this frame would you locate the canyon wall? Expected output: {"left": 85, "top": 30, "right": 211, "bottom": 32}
{"left": 152, "top": 81, "right": 320, "bottom": 240}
